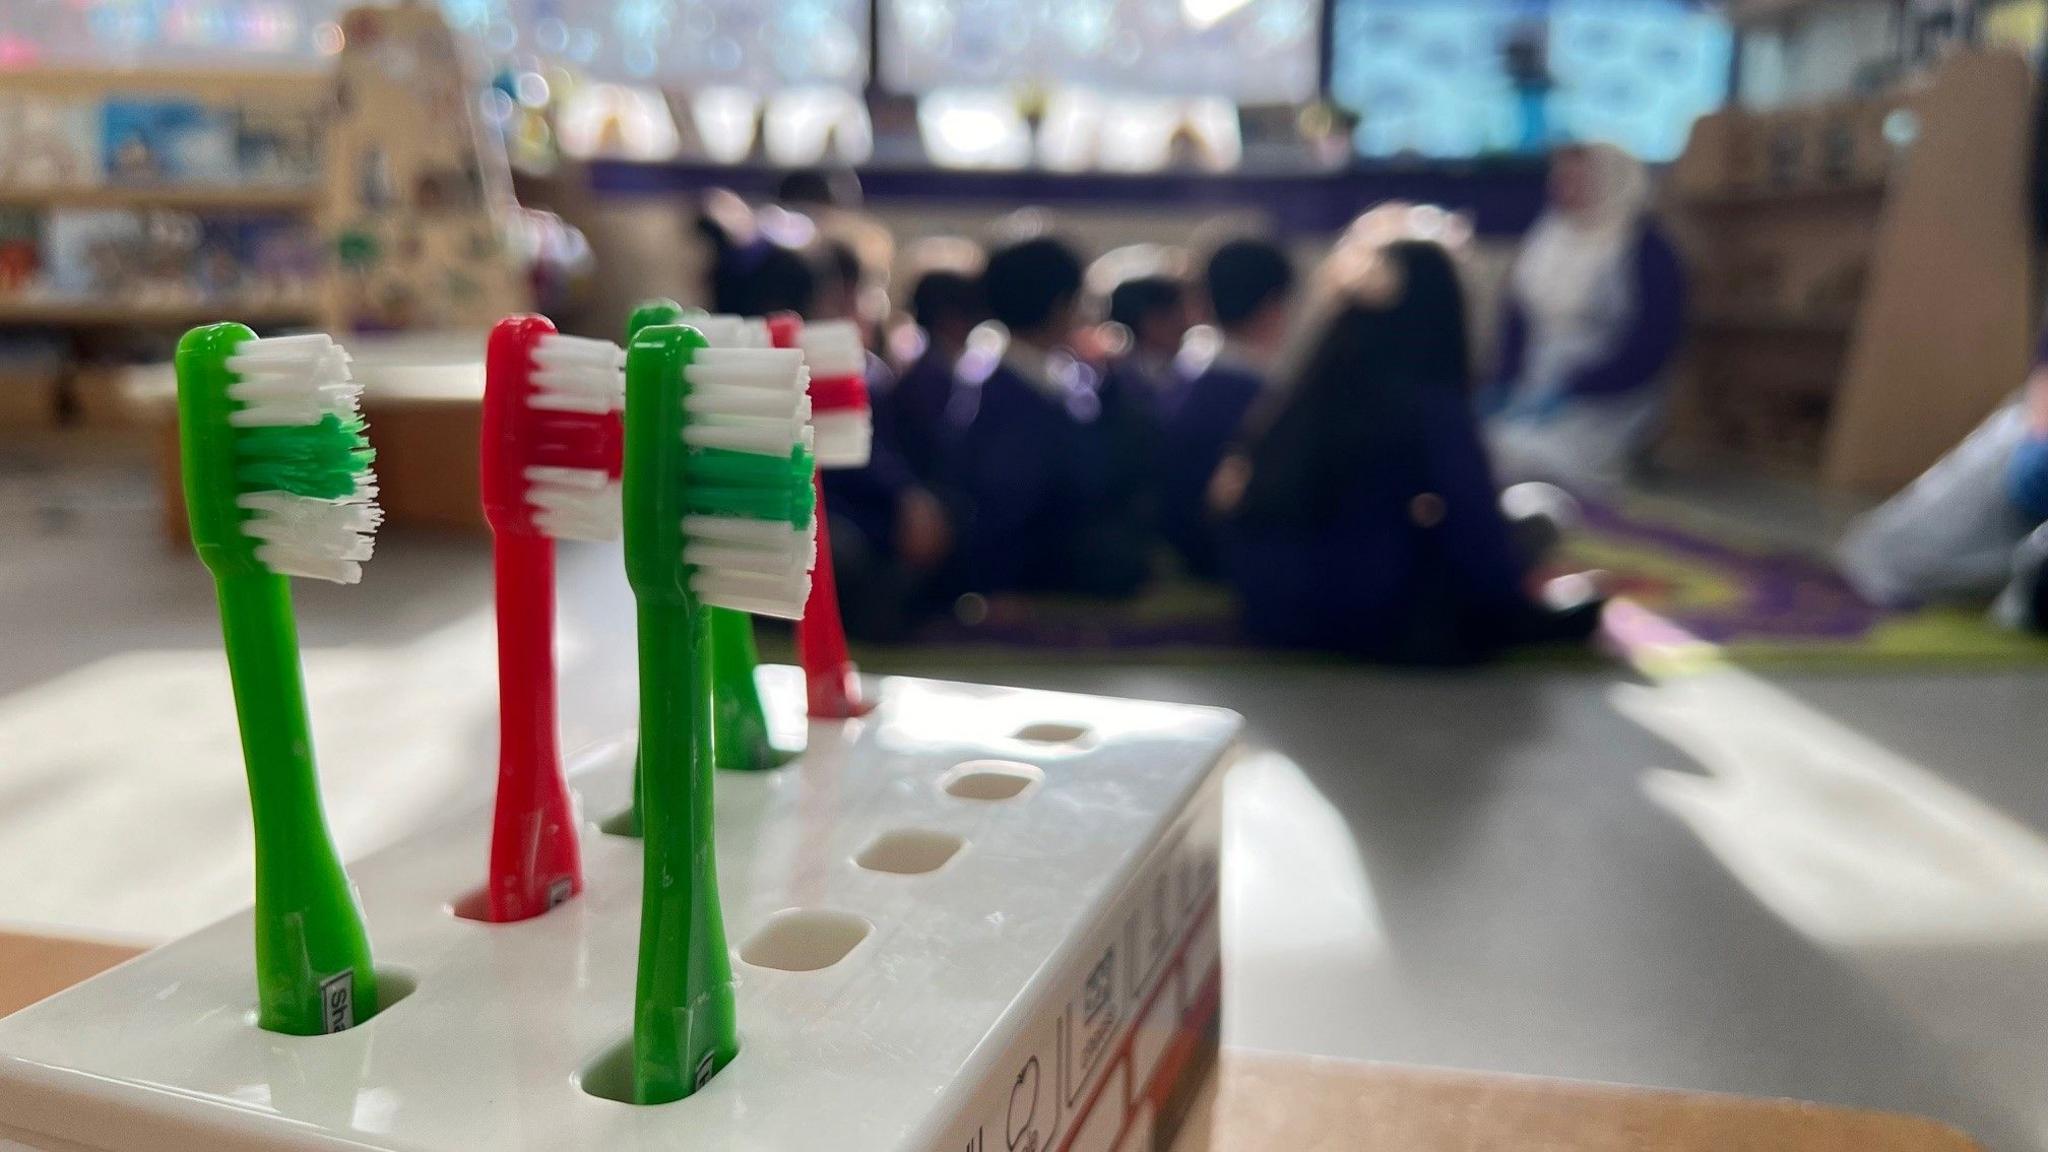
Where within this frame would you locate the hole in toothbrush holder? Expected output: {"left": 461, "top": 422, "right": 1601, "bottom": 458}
{"left": 1011, "top": 721, "right": 1094, "bottom": 748}
{"left": 245, "top": 966, "right": 418, "bottom": 1035}
{"left": 941, "top": 759, "right": 1044, "bottom": 802}
{"left": 598, "top": 807, "right": 642, "bottom": 838}
{"left": 854, "top": 829, "right": 965, "bottom": 875}
{"left": 448, "top": 882, "right": 577, "bottom": 924}
{"left": 579, "top": 1038, "right": 641, "bottom": 1104}
{"left": 579, "top": 1034, "right": 737, "bottom": 1104}
{"left": 739, "top": 909, "right": 872, "bottom": 972}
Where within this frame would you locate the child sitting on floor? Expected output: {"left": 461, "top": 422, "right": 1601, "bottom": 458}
{"left": 1214, "top": 221, "right": 1605, "bottom": 663}
{"left": 1160, "top": 237, "right": 1295, "bottom": 578}
{"left": 945, "top": 235, "right": 1150, "bottom": 599}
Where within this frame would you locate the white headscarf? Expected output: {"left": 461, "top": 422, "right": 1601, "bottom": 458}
{"left": 1510, "top": 142, "right": 1650, "bottom": 339}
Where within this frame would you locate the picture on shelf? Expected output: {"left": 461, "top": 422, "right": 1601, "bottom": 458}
{"left": 0, "top": 95, "right": 99, "bottom": 188}
{"left": 0, "top": 209, "right": 38, "bottom": 293}
{"left": 235, "top": 107, "right": 323, "bottom": 187}
{"left": 37, "top": 207, "right": 320, "bottom": 305}
{"left": 42, "top": 209, "right": 142, "bottom": 296}
{"left": 101, "top": 98, "right": 238, "bottom": 186}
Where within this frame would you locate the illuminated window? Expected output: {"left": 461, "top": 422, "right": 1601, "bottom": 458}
{"left": 880, "top": 0, "right": 1319, "bottom": 103}
{"left": 5, "top": 0, "right": 871, "bottom": 91}
{"left": 5, "top": 0, "right": 348, "bottom": 63}
{"left": 1550, "top": 0, "right": 1731, "bottom": 161}
{"left": 1329, "top": 0, "right": 1523, "bottom": 159}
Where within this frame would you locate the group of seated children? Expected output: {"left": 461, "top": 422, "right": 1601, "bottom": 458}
{"left": 706, "top": 138, "right": 2048, "bottom": 658}
{"left": 703, "top": 150, "right": 1687, "bottom": 661}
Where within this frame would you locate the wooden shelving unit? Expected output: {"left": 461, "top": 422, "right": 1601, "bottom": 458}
{"left": 0, "top": 65, "right": 341, "bottom": 336}
{"left": 1678, "top": 180, "right": 1887, "bottom": 211}
{"left": 0, "top": 185, "right": 321, "bottom": 212}
{"left": 0, "top": 2, "right": 530, "bottom": 435}
{"left": 1667, "top": 48, "right": 2037, "bottom": 493}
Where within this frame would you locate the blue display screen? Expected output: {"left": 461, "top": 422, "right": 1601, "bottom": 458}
{"left": 1329, "top": 0, "right": 1731, "bottom": 161}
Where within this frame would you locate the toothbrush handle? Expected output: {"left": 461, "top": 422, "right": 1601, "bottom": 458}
{"left": 708, "top": 607, "right": 782, "bottom": 773}
{"left": 796, "top": 476, "right": 871, "bottom": 718}
{"left": 487, "top": 530, "right": 583, "bottom": 922}
{"left": 633, "top": 600, "right": 739, "bottom": 1104}
{"left": 214, "top": 571, "right": 377, "bottom": 1036}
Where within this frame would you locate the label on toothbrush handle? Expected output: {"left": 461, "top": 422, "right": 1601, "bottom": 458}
{"left": 320, "top": 970, "right": 355, "bottom": 1034}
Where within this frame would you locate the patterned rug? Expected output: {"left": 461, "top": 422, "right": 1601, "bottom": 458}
{"left": 1559, "top": 501, "right": 2048, "bottom": 674}
{"left": 818, "top": 500, "right": 2048, "bottom": 672}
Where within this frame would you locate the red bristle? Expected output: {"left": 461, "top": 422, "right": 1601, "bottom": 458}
{"left": 808, "top": 373, "right": 869, "bottom": 414}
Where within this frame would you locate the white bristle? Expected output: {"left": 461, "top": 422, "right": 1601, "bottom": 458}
{"left": 527, "top": 334, "right": 625, "bottom": 414}
{"left": 796, "top": 319, "right": 867, "bottom": 378}
{"left": 519, "top": 335, "right": 624, "bottom": 541}
{"left": 681, "top": 349, "right": 815, "bottom": 456}
{"left": 678, "top": 342, "right": 819, "bottom": 618}
{"left": 525, "top": 465, "right": 620, "bottom": 542}
{"left": 681, "top": 513, "right": 815, "bottom": 619}
{"left": 689, "top": 314, "right": 771, "bottom": 348}
{"left": 237, "top": 482, "right": 381, "bottom": 584}
{"left": 223, "top": 334, "right": 381, "bottom": 583}
{"left": 812, "top": 408, "right": 873, "bottom": 469}
{"left": 225, "top": 333, "right": 358, "bottom": 427}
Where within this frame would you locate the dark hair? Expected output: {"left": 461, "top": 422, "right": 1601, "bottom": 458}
{"left": 910, "top": 269, "right": 984, "bottom": 330}
{"left": 775, "top": 167, "right": 861, "bottom": 209}
{"left": 1108, "top": 275, "right": 1185, "bottom": 334}
{"left": 982, "top": 236, "right": 1085, "bottom": 335}
{"left": 696, "top": 198, "right": 821, "bottom": 316}
{"left": 822, "top": 239, "right": 863, "bottom": 294}
{"left": 1205, "top": 238, "right": 1295, "bottom": 330}
{"left": 1238, "top": 240, "right": 1467, "bottom": 528}
{"left": 743, "top": 243, "right": 818, "bottom": 317}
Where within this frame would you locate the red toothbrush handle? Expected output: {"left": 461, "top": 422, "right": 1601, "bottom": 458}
{"left": 798, "top": 474, "right": 871, "bottom": 718}
{"left": 487, "top": 530, "right": 583, "bottom": 921}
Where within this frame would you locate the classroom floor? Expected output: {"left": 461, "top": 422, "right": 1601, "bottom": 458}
{"left": 5, "top": 449, "right": 2047, "bottom": 1151}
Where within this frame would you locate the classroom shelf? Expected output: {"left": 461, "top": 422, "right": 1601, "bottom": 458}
{"left": 0, "top": 299, "right": 319, "bottom": 326}
{"left": 0, "top": 185, "right": 321, "bottom": 212}
{"left": 1679, "top": 181, "right": 1888, "bottom": 212}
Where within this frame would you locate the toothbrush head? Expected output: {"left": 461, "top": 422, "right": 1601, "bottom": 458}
{"left": 628, "top": 299, "right": 686, "bottom": 341}
{"left": 779, "top": 316, "right": 872, "bottom": 469}
{"left": 175, "top": 323, "right": 380, "bottom": 584}
{"left": 623, "top": 323, "right": 817, "bottom": 617}
{"left": 481, "top": 314, "right": 625, "bottom": 542}
{"left": 628, "top": 298, "right": 769, "bottom": 349}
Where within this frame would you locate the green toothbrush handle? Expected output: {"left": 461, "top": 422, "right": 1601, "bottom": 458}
{"left": 214, "top": 571, "right": 377, "bottom": 1036}
{"left": 708, "top": 607, "right": 782, "bottom": 774}
{"left": 633, "top": 599, "right": 739, "bottom": 1104}
{"left": 626, "top": 606, "right": 775, "bottom": 835}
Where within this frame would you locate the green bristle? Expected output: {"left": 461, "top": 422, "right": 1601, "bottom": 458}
{"left": 682, "top": 445, "right": 815, "bottom": 527}
{"left": 233, "top": 414, "right": 375, "bottom": 501}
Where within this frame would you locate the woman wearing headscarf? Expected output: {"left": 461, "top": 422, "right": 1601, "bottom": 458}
{"left": 1485, "top": 141, "right": 1686, "bottom": 492}
{"left": 1214, "top": 222, "right": 1605, "bottom": 664}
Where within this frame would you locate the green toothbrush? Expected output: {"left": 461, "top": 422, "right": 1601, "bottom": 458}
{"left": 623, "top": 322, "right": 816, "bottom": 1102}
{"left": 623, "top": 302, "right": 789, "bottom": 836}
{"left": 176, "top": 324, "right": 382, "bottom": 1036}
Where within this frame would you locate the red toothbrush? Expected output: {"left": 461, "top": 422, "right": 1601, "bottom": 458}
{"left": 479, "top": 315, "right": 625, "bottom": 921}
{"left": 769, "top": 313, "right": 874, "bottom": 718}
